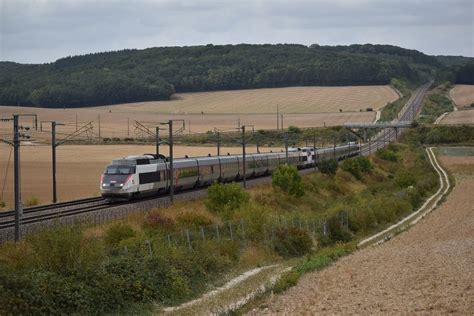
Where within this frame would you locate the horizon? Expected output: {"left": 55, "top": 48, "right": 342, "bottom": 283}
{"left": 1, "top": 0, "right": 472, "bottom": 64}
{"left": 1, "top": 42, "right": 472, "bottom": 65}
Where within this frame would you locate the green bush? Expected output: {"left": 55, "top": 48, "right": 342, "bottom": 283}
{"left": 205, "top": 182, "right": 249, "bottom": 218}
{"left": 104, "top": 223, "right": 136, "bottom": 248}
{"left": 288, "top": 125, "right": 302, "bottom": 134}
{"left": 273, "top": 227, "right": 313, "bottom": 258}
{"left": 376, "top": 148, "right": 399, "bottom": 162}
{"left": 341, "top": 157, "right": 372, "bottom": 180}
{"left": 0, "top": 199, "right": 5, "bottom": 208}
{"left": 318, "top": 159, "right": 338, "bottom": 176}
{"left": 272, "top": 164, "right": 304, "bottom": 197}
{"left": 273, "top": 270, "right": 300, "bottom": 293}
{"left": 320, "top": 216, "right": 353, "bottom": 246}
{"left": 394, "top": 170, "right": 417, "bottom": 188}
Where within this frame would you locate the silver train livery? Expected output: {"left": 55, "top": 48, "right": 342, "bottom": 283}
{"left": 100, "top": 143, "right": 359, "bottom": 201}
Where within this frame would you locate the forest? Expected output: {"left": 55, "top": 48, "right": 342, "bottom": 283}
{"left": 0, "top": 43, "right": 472, "bottom": 108}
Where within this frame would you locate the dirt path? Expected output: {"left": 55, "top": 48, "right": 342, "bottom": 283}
{"left": 250, "top": 153, "right": 474, "bottom": 314}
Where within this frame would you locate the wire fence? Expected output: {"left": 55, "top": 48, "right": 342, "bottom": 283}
{"left": 122, "top": 211, "right": 351, "bottom": 255}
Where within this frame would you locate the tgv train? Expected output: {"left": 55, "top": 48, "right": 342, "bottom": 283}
{"left": 100, "top": 143, "right": 359, "bottom": 201}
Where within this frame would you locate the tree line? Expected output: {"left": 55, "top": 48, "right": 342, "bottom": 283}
{"left": 0, "top": 44, "right": 470, "bottom": 108}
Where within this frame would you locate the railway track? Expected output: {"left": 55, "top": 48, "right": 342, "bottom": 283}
{"left": 0, "top": 83, "right": 431, "bottom": 236}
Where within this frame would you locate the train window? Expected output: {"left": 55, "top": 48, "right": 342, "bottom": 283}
{"left": 105, "top": 166, "right": 135, "bottom": 175}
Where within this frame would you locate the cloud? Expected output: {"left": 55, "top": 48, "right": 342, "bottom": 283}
{"left": 1, "top": 0, "right": 472, "bottom": 63}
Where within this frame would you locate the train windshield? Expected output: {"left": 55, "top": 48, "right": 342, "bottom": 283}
{"left": 105, "top": 166, "right": 135, "bottom": 175}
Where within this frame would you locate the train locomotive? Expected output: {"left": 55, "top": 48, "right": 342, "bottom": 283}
{"left": 100, "top": 143, "right": 359, "bottom": 201}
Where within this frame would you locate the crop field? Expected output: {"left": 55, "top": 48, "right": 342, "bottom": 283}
{"left": 439, "top": 109, "right": 474, "bottom": 125}
{"left": 449, "top": 84, "right": 474, "bottom": 108}
{"left": 0, "top": 143, "right": 281, "bottom": 209}
{"left": 117, "top": 85, "right": 399, "bottom": 114}
{"left": 0, "top": 85, "right": 397, "bottom": 138}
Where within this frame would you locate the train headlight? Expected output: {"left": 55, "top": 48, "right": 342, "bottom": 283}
{"left": 119, "top": 183, "right": 124, "bottom": 187}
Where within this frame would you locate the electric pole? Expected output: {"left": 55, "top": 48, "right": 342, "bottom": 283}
{"left": 242, "top": 126, "right": 246, "bottom": 188}
{"left": 155, "top": 126, "right": 160, "bottom": 156}
{"left": 159, "top": 119, "right": 185, "bottom": 203}
{"left": 169, "top": 120, "right": 174, "bottom": 202}
{"left": 216, "top": 131, "right": 221, "bottom": 156}
{"left": 13, "top": 115, "right": 22, "bottom": 242}
{"left": 284, "top": 132, "right": 289, "bottom": 164}
{"left": 52, "top": 122, "right": 57, "bottom": 203}
{"left": 277, "top": 105, "right": 279, "bottom": 130}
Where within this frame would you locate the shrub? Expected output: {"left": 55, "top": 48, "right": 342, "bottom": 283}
{"left": 376, "top": 148, "right": 399, "bottom": 162}
{"left": 104, "top": 223, "right": 136, "bottom": 247}
{"left": 288, "top": 125, "right": 302, "bottom": 134}
{"left": 24, "top": 196, "right": 40, "bottom": 207}
{"left": 394, "top": 170, "right": 417, "bottom": 188}
{"left": 273, "top": 227, "right": 313, "bottom": 258}
{"left": 0, "top": 199, "right": 5, "bottom": 208}
{"left": 273, "top": 270, "right": 300, "bottom": 293}
{"left": 205, "top": 183, "right": 249, "bottom": 218}
{"left": 342, "top": 157, "right": 372, "bottom": 180}
{"left": 318, "top": 159, "right": 338, "bottom": 176}
{"left": 320, "top": 216, "right": 353, "bottom": 246}
{"left": 272, "top": 164, "right": 304, "bottom": 197}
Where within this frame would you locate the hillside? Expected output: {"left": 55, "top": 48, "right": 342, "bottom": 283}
{"left": 0, "top": 44, "right": 468, "bottom": 108}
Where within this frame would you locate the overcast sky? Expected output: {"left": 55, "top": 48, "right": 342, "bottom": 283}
{"left": 1, "top": 0, "right": 473, "bottom": 64}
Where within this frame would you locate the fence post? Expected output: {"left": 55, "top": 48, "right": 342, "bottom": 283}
{"left": 145, "top": 240, "right": 153, "bottom": 256}
{"left": 229, "top": 222, "right": 233, "bottom": 240}
{"left": 240, "top": 219, "right": 245, "bottom": 242}
{"left": 167, "top": 234, "right": 172, "bottom": 247}
{"left": 186, "top": 230, "right": 192, "bottom": 251}
{"left": 215, "top": 224, "right": 220, "bottom": 242}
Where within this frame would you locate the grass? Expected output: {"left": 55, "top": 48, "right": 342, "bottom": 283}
{"left": 380, "top": 93, "right": 411, "bottom": 122}
{"left": 419, "top": 83, "right": 454, "bottom": 124}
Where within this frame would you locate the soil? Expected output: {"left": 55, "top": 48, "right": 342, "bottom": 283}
{"left": 450, "top": 85, "right": 474, "bottom": 108}
{"left": 249, "top": 154, "right": 474, "bottom": 315}
{"left": 440, "top": 109, "right": 474, "bottom": 125}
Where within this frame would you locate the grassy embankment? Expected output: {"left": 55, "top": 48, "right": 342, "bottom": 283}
{"left": 380, "top": 78, "right": 413, "bottom": 122}
{"left": 1, "top": 126, "right": 453, "bottom": 314}
{"left": 419, "top": 82, "right": 455, "bottom": 124}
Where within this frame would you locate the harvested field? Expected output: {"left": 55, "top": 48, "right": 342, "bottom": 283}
{"left": 450, "top": 84, "right": 474, "bottom": 108}
{"left": 439, "top": 109, "right": 474, "bottom": 125}
{"left": 0, "top": 85, "right": 396, "bottom": 137}
{"left": 0, "top": 109, "right": 375, "bottom": 140}
{"left": 117, "top": 85, "right": 398, "bottom": 114}
{"left": 250, "top": 150, "right": 474, "bottom": 315}
{"left": 0, "top": 144, "right": 280, "bottom": 209}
